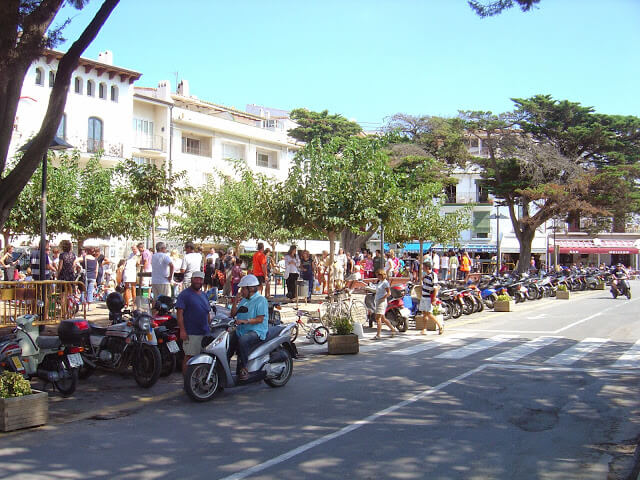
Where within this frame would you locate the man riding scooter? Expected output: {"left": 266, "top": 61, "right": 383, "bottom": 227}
{"left": 229, "top": 274, "right": 269, "bottom": 381}
{"left": 610, "top": 263, "right": 631, "bottom": 299}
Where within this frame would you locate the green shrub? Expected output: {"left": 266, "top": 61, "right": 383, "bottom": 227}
{"left": 0, "top": 371, "right": 32, "bottom": 398}
{"left": 432, "top": 304, "right": 442, "bottom": 315}
{"left": 332, "top": 316, "right": 354, "bottom": 336}
{"left": 496, "top": 294, "right": 512, "bottom": 302}
{"left": 557, "top": 284, "right": 568, "bottom": 292}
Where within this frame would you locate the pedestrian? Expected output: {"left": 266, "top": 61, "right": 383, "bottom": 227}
{"left": 123, "top": 245, "right": 140, "bottom": 307}
{"left": 205, "top": 246, "right": 218, "bottom": 264}
{"left": 203, "top": 257, "right": 215, "bottom": 290}
{"left": 320, "top": 250, "right": 330, "bottom": 294}
{"left": 373, "top": 269, "right": 397, "bottom": 340}
{"left": 373, "top": 250, "right": 385, "bottom": 277}
{"left": 151, "top": 241, "right": 174, "bottom": 300}
{"left": 29, "top": 240, "right": 53, "bottom": 280}
{"left": 364, "top": 251, "right": 374, "bottom": 279}
{"left": 431, "top": 249, "right": 440, "bottom": 276}
{"left": 56, "top": 240, "right": 79, "bottom": 282}
{"left": 284, "top": 245, "right": 299, "bottom": 299}
{"left": 1, "top": 245, "right": 19, "bottom": 281}
{"left": 335, "top": 248, "right": 347, "bottom": 290}
{"left": 231, "top": 257, "right": 244, "bottom": 295}
{"left": 137, "top": 242, "right": 152, "bottom": 287}
{"left": 264, "top": 248, "right": 275, "bottom": 297}
{"left": 460, "top": 250, "right": 471, "bottom": 281}
{"left": 440, "top": 250, "right": 449, "bottom": 282}
{"left": 176, "top": 271, "right": 210, "bottom": 374}
{"left": 95, "top": 248, "right": 111, "bottom": 287}
{"left": 419, "top": 261, "right": 443, "bottom": 335}
{"left": 79, "top": 247, "right": 98, "bottom": 311}
{"left": 299, "top": 250, "right": 315, "bottom": 302}
{"left": 252, "top": 242, "right": 268, "bottom": 295}
{"left": 169, "top": 249, "right": 183, "bottom": 296}
{"left": 180, "top": 241, "right": 202, "bottom": 289}
{"left": 448, "top": 249, "right": 459, "bottom": 281}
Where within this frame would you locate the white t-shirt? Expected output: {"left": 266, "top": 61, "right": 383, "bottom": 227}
{"left": 206, "top": 252, "right": 218, "bottom": 263}
{"left": 441, "top": 255, "right": 449, "bottom": 270}
{"left": 431, "top": 253, "right": 440, "bottom": 270}
{"left": 151, "top": 252, "right": 172, "bottom": 285}
{"left": 375, "top": 279, "right": 390, "bottom": 306}
{"left": 284, "top": 254, "right": 299, "bottom": 279}
{"left": 181, "top": 252, "right": 202, "bottom": 284}
{"left": 123, "top": 253, "right": 138, "bottom": 283}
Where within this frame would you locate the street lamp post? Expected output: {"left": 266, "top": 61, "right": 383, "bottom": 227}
{"left": 19, "top": 136, "right": 74, "bottom": 280}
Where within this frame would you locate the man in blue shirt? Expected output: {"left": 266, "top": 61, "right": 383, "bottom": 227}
{"left": 230, "top": 274, "right": 269, "bottom": 380}
{"left": 176, "top": 271, "right": 210, "bottom": 374}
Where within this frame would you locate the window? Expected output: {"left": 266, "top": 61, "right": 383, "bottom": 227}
{"left": 86, "top": 80, "right": 94, "bottom": 97}
{"left": 182, "top": 137, "right": 201, "bottom": 155}
{"left": 56, "top": 114, "right": 66, "bottom": 140}
{"left": 74, "top": 77, "right": 83, "bottom": 94}
{"left": 222, "top": 143, "right": 244, "bottom": 161}
{"left": 476, "top": 181, "right": 489, "bottom": 203}
{"left": 35, "top": 67, "right": 44, "bottom": 86}
{"left": 132, "top": 156, "right": 152, "bottom": 165}
{"left": 133, "top": 118, "right": 154, "bottom": 148}
{"left": 445, "top": 184, "right": 457, "bottom": 203}
{"left": 99, "top": 83, "right": 107, "bottom": 99}
{"left": 473, "top": 211, "right": 491, "bottom": 237}
{"left": 87, "top": 117, "right": 103, "bottom": 153}
{"left": 256, "top": 150, "right": 278, "bottom": 169}
{"left": 110, "top": 85, "right": 118, "bottom": 102}
{"left": 48, "top": 71, "right": 55, "bottom": 87}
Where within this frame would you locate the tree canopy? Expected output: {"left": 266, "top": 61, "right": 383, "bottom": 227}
{"left": 288, "top": 109, "right": 363, "bottom": 145}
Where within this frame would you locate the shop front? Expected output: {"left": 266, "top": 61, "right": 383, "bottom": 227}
{"left": 548, "top": 238, "right": 640, "bottom": 269}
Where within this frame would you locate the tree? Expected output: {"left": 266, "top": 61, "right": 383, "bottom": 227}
{"left": 468, "top": 0, "right": 540, "bottom": 17}
{"left": 116, "top": 159, "right": 188, "bottom": 249}
{"left": 288, "top": 109, "right": 362, "bottom": 145}
{"left": 0, "top": 0, "right": 120, "bottom": 233}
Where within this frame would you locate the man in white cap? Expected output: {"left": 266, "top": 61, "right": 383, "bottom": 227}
{"left": 176, "top": 270, "right": 209, "bottom": 373}
{"left": 229, "top": 274, "right": 269, "bottom": 380}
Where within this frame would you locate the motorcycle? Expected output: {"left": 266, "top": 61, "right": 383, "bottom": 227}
{"left": 5, "top": 314, "right": 84, "bottom": 396}
{"left": 184, "top": 306, "right": 298, "bottom": 402}
{"left": 151, "top": 295, "right": 182, "bottom": 376}
{"left": 385, "top": 285, "right": 410, "bottom": 331}
{"left": 611, "top": 274, "right": 631, "bottom": 299}
{"left": 78, "top": 294, "right": 162, "bottom": 388}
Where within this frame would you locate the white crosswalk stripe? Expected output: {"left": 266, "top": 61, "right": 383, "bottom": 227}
{"left": 389, "top": 333, "right": 476, "bottom": 356}
{"left": 486, "top": 336, "right": 561, "bottom": 363}
{"left": 544, "top": 337, "right": 609, "bottom": 365}
{"left": 359, "top": 338, "right": 414, "bottom": 352}
{"left": 435, "top": 335, "right": 520, "bottom": 359}
{"left": 612, "top": 339, "right": 640, "bottom": 369}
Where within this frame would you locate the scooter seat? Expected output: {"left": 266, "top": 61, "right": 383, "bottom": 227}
{"left": 89, "top": 323, "right": 107, "bottom": 335}
{"left": 36, "top": 336, "right": 61, "bottom": 349}
{"left": 266, "top": 325, "right": 284, "bottom": 341}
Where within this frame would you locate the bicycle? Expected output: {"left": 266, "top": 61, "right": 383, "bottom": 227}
{"left": 289, "top": 310, "right": 329, "bottom": 345}
{"left": 320, "top": 289, "right": 368, "bottom": 327}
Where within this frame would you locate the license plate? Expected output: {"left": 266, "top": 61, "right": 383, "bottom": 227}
{"left": 166, "top": 340, "right": 180, "bottom": 353}
{"left": 10, "top": 356, "right": 24, "bottom": 371}
{"left": 67, "top": 353, "right": 83, "bottom": 368}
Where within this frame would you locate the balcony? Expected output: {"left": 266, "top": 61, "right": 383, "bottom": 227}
{"left": 67, "top": 136, "right": 123, "bottom": 158}
{"left": 134, "top": 134, "right": 166, "bottom": 152}
{"left": 181, "top": 137, "right": 211, "bottom": 157}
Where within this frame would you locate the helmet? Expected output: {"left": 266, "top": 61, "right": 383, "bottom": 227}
{"left": 106, "top": 292, "right": 125, "bottom": 313}
{"left": 238, "top": 274, "right": 260, "bottom": 288}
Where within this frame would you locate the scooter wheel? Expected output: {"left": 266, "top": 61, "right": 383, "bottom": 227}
{"left": 184, "top": 363, "right": 222, "bottom": 402}
{"left": 264, "top": 348, "right": 293, "bottom": 388}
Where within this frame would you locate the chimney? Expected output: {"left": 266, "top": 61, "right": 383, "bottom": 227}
{"left": 177, "top": 79, "right": 190, "bottom": 96}
{"left": 98, "top": 50, "right": 113, "bottom": 65}
{"left": 157, "top": 80, "right": 171, "bottom": 101}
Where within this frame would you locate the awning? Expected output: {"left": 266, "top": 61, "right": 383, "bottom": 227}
{"left": 499, "top": 236, "right": 547, "bottom": 254}
{"left": 388, "top": 242, "right": 432, "bottom": 253}
{"left": 549, "top": 239, "right": 639, "bottom": 255}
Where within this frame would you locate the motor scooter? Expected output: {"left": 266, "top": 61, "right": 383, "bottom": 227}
{"left": 184, "top": 306, "right": 298, "bottom": 402}
{"left": 611, "top": 274, "right": 631, "bottom": 299}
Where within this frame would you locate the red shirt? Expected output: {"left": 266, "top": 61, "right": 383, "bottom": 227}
{"left": 252, "top": 250, "right": 267, "bottom": 277}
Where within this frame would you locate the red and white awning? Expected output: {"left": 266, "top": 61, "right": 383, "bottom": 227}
{"left": 549, "top": 239, "right": 639, "bottom": 255}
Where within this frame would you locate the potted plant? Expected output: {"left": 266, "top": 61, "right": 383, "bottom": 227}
{"left": 433, "top": 304, "right": 444, "bottom": 326}
{"left": 327, "top": 316, "right": 359, "bottom": 355}
{"left": 556, "top": 284, "right": 570, "bottom": 300}
{"left": 0, "top": 371, "right": 48, "bottom": 432}
{"left": 494, "top": 294, "right": 513, "bottom": 312}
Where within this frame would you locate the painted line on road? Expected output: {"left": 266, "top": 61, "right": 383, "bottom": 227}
{"left": 389, "top": 333, "right": 475, "bottom": 356}
{"left": 435, "top": 334, "right": 519, "bottom": 359}
{"left": 544, "top": 337, "right": 609, "bottom": 365}
{"left": 612, "top": 339, "right": 640, "bottom": 369}
{"left": 216, "top": 364, "right": 490, "bottom": 480}
{"left": 486, "top": 336, "right": 562, "bottom": 362}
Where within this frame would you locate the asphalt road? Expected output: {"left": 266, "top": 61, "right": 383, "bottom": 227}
{"left": 1, "top": 282, "right": 639, "bottom": 480}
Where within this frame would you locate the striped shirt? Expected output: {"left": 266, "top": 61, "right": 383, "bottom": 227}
{"left": 422, "top": 271, "right": 437, "bottom": 297}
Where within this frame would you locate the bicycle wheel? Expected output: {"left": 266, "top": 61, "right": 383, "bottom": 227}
{"left": 349, "top": 300, "right": 368, "bottom": 325}
{"left": 312, "top": 326, "right": 329, "bottom": 345}
{"left": 290, "top": 324, "right": 299, "bottom": 343}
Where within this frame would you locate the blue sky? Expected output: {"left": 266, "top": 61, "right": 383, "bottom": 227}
{"left": 54, "top": 0, "right": 640, "bottom": 129}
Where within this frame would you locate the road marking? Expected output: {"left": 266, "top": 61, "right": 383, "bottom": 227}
{"left": 359, "top": 338, "right": 414, "bottom": 352}
{"left": 435, "top": 334, "right": 519, "bottom": 359}
{"left": 612, "top": 339, "right": 640, "bottom": 369}
{"left": 526, "top": 314, "right": 548, "bottom": 320}
{"left": 216, "top": 364, "right": 489, "bottom": 480}
{"left": 389, "top": 333, "right": 475, "bottom": 356}
{"left": 486, "top": 336, "right": 561, "bottom": 362}
{"left": 544, "top": 337, "right": 609, "bottom": 365}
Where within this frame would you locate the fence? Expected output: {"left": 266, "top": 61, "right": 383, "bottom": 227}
{"left": 0, "top": 281, "right": 85, "bottom": 327}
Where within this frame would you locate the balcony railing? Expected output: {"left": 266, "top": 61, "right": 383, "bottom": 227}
{"left": 67, "top": 136, "right": 123, "bottom": 158}
{"left": 181, "top": 142, "right": 211, "bottom": 157}
{"left": 134, "top": 134, "right": 166, "bottom": 152}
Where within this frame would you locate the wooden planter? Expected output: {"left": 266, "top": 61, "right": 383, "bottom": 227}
{"left": 328, "top": 334, "right": 359, "bottom": 355}
{"left": 415, "top": 314, "right": 427, "bottom": 330}
{"left": 0, "top": 390, "right": 48, "bottom": 432}
{"left": 556, "top": 290, "right": 570, "bottom": 300}
{"left": 494, "top": 300, "right": 512, "bottom": 312}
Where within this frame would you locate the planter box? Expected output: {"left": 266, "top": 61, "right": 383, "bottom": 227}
{"left": 0, "top": 390, "right": 48, "bottom": 432}
{"left": 415, "top": 314, "right": 427, "bottom": 330}
{"left": 328, "top": 334, "right": 359, "bottom": 355}
{"left": 494, "top": 300, "right": 513, "bottom": 312}
{"left": 556, "top": 290, "right": 570, "bottom": 300}
{"left": 595, "top": 282, "right": 605, "bottom": 290}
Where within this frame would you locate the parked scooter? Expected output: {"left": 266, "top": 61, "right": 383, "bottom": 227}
{"left": 5, "top": 313, "right": 84, "bottom": 396}
{"left": 184, "top": 306, "right": 298, "bottom": 402}
{"left": 78, "top": 293, "right": 162, "bottom": 388}
{"left": 385, "top": 285, "right": 411, "bottom": 332}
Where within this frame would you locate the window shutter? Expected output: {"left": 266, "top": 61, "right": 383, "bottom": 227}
{"left": 473, "top": 211, "right": 490, "bottom": 233}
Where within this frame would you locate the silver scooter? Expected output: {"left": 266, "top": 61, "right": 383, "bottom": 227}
{"left": 184, "top": 306, "right": 298, "bottom": 402}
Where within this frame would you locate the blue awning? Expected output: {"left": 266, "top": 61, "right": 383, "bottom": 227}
{"left": 385, "top": 242, "right": 433, "bottom": 253}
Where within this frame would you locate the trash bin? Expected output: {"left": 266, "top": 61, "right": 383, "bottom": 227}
{"left": 296, "top": 279, "right": 308, "bottom": 299}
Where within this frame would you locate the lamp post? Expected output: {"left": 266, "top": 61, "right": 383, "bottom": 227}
{"left": 19, "top": 136, "right": 74, "bottom": 280}
{"left": 490, "top": 201, "right": 508, "bottom": 274}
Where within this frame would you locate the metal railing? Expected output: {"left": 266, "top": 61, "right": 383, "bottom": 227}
{"left": 134, "top": 134, "right": 166, "bottom": 152}
{"left": 0, "top": 281, "right": 85, "bottom": 326}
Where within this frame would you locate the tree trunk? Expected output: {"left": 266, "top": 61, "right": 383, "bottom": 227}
{"left": 418, "top": 239, "right": 424, "bottom": 282}
{"left": 151, "top": 214, "right": 156, "bottom": 251}
{"left": 1, "top": 230, "right": 10, "bottom": 250}
{"left": 340, "top": 228, "right": 374, "bottom": 254}
{"left": 0, "top": 0, "right": 121, "bottom": 232}
{"left": 612, "top": 214, "right": 626, "bottom": 233}
{"left": 327, "top": 230, "right": 336, "bottom": 294}
{"left": 516, "top": 227, "right": 535, "bottom": 274}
